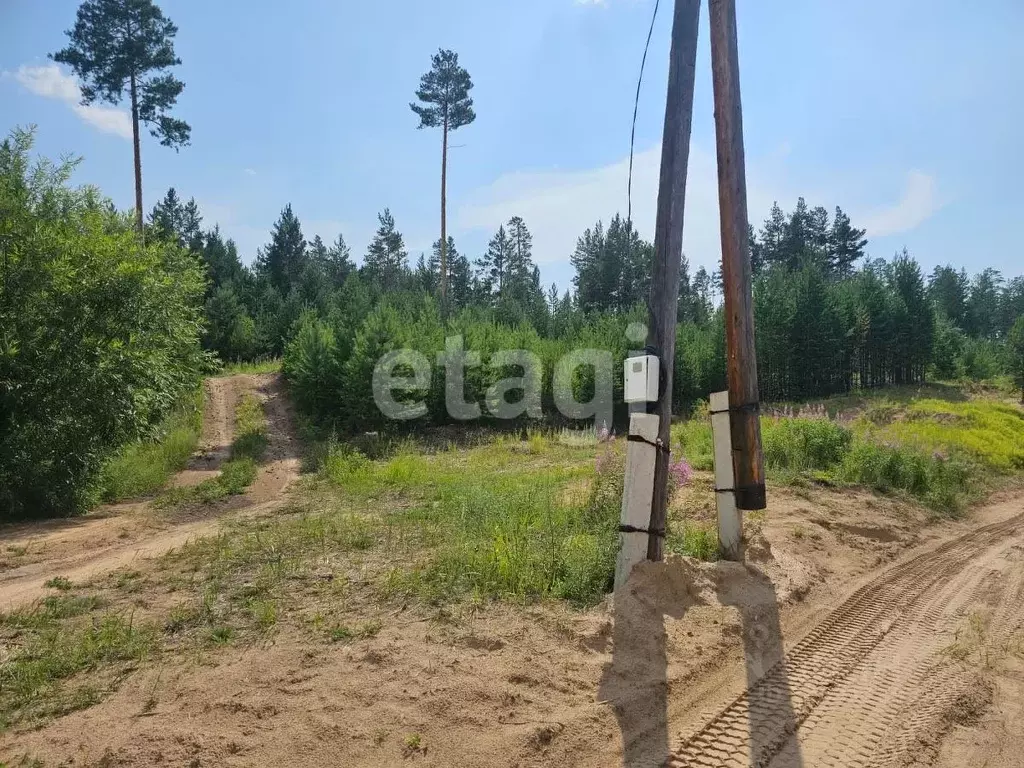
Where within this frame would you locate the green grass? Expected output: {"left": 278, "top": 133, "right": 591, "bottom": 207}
{"left": 669, "top": 392, "right": 1023, "bottom": 518}
{"left": 231, "top": 393, "right": 269, "bottom": 461}
{"left": 875, "top": 399, "right": 1024, "bottom": 472}
{"left": 0, "top": 595, "right": 157, "bottom": 730}
{"left": 43, "top": 576, "right": 74, "bottom": 592}
{"left": 666, "top": 521, "right": 720, "bottom": 560}
{"left": 328, "top": 620, "right": 381, "bottom": 643}
{"left": 155, "top": 393, "right": 267, "bottom": 509}
{"left": 97, "top": 389, "right": 203, "bottom": 502}
{"left": 217, "top": 358, "right": 281, "bottom": 376}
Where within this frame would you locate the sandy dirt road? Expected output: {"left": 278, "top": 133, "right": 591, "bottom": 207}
{"left": 0, "top": 373, "right": 299, "bottom": 609}
{"left": 665, "top": 498, "right": 1024, "bottom": 767}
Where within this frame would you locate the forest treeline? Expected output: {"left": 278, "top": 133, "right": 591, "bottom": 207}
{"left": 161, "top": 183, "right": 1024, "bottom": 427}
{"left": 3, "top": 128, "right": 1024, "bottom": 518}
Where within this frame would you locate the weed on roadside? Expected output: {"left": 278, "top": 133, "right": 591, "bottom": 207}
{"left": 0, "top": 597, "right": 157, "bottom": 730}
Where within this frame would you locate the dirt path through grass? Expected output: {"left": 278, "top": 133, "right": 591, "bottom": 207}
{"left": 0, "top": 373, "right": 299, "bottom": 610}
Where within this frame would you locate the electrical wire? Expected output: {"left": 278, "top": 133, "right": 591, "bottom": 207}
{"left": 627, "top": 0, "right": 661, "bottom": 233}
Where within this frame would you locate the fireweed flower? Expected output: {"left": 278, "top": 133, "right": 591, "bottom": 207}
{"left": 669, "top": 457, "right": 693, "bottom": 489}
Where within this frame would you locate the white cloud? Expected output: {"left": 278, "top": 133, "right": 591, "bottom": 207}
{"left": 6, "top": 64, "right": 132, "bottom": 139}
{"left": 244, "top": 168, "right": 257, "bottom": 176}
{"left": 858, "top": 170, "right": 942, "bottom": 238}
{"left": 456, "top": 146, "right": 941, "bottom": 271}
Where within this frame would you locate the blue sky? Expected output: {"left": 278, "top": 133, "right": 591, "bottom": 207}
{"left": 2, "top": 0, "right": 1022, "bottom": 291}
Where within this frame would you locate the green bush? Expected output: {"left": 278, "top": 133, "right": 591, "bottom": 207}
{"left": 0, "top": 128, "right": 206, "bottom": 520}
{"left": 762, "top": 417, "right": 853, "bottom": 472}
{"left": 837, "top": 441, "right": 973, "bottom": 516}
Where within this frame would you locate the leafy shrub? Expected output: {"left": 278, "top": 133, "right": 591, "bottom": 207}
{"left": 0, "top": 129, "right": 206, "bottom": 520}
{"left": 762, "top": 417, "right": 853, "bottom": 472}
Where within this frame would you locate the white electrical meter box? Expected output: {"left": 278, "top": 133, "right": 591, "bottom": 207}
{"left": 624, "top": 354, "right": 659, "bottom": 403}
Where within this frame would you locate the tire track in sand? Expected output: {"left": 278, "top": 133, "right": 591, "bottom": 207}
{"left": 667, "top": 508, "right": 1024, "bottom": 768}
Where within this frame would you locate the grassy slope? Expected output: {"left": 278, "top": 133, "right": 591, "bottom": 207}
{"left": 676, "top": 386, "right": 1023, "bottom": 517}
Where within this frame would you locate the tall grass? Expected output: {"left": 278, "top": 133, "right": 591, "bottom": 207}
{"left": 387, "top": 475, "right": 618, "bottom": 607}
{"left": 670, "top": 397, "right": 1020, "bottom": 518}
{"left": 97, "top": 389, "right": 203, "bottom": 502}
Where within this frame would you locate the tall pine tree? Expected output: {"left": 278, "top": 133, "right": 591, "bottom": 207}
{"left": 411, "top": 49, "right": 475, "bottom": 308}
{"left": 52, "top": 0, "right": 191, "bottom": 235}
{"left": 259, "top": 204, "right": 307, "bottom": 295}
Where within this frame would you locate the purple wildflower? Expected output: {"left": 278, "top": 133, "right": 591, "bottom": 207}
{"left": 669, "top": 457, "right": 693, "bottom": 488}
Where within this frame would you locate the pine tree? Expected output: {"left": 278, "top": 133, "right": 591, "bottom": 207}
{"left": 362, "top": 208, "right": 408, "bottom": 292}
{"left": 180, "top": 198, "right": 202, "bottom": 251}
{"left": 307, "top": 234, "right": 329, "bottom": 266}
{"left": 258, "top": 204, "right": 307, "bottom": 295}
{"left": 476, "top": 224, "right": 511, "bottom": 298}
{"left": 505, "top": 217, "right": 536, "bottom": 286}
{"left": 148, "top": 187, "right": 202, "bottom": 250}
{"left": 149, "top": 187, "right": 183, "bottom": 242}
{"left": 427, "top": 236, "right": 471, "bottom": 310}
{"left": 52, "top": 0, "right": 190, "bottom": 235}
{"left": 411, "top": 49, "right": 475, "bottom": 307}
{"left": 748, "top": 223, "right": 765, "bottom": 276}
{"left": 927, "top": 265, "right": 969, "bottom": 328}
{"left": 415, "top": 253, "right": 436, "bottom": 295}
{"left": 201, "top": 226, "right": 245, "bottom": 291}
{"left": 570, "top": 221, "right": 606, "bottom": 313}
{"left": 759, "top": 202, "right": 787, "bottom": 267}
{"left": 547, "top": 282, "right": 560, "bottom": 311}
{"left": 691, "top": 266, "right": 714, "bottom": 325}
{"left": 889, "top": 250, "right": 934, "bottom": 384}
{"left": 326, "top": 234, "right": 354, "bottom": 287}
{"left": 1000, "top": 277, "right": 1024, "bottom": 337}
{"left": 965, "top": 268, "right": 1004, "bottom": 339}
{"left": 781, "top": 197, "right": 811, "bottom": 270}
{"left": 610, "top": 215, "right": 652, "bottom": 310}
{"left": 828, "top": 206, "right": 867, "bottom": 277}
{"left": 807, "top": 205, "right": 831, "bottom": 265}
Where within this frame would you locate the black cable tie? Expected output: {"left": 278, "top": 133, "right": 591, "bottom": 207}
{"left": 709, "top": 401, "right": 761, "bottom": 416}
{"left": 626, "top": 434, "right": 670, "bottom": 454}
{"left": 619, "top": 524, "right": 665, "bottom": 537}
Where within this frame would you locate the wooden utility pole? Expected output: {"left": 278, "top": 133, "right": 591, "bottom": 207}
{"left": 709, "top": 0, "right": 766, "bottom": 512}
{"left": 439, "top": 116, "right": 449, "bottom": 315}
{"left": 645, "top": 0, "right": 701, "bottom": 562}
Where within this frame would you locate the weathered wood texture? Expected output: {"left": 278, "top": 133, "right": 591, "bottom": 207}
{"left": 645, "top": 0, "right": 701, "bottom": 561}
{"left": 709, "top": 0, "right": 766, "bottom": 510}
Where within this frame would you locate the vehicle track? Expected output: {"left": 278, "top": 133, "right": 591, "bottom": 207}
{"left": 0, "top": 373, "right": 299, "bottom": 610}
{"left": 666, "top": 511, "right": 1024, "bottom": 768}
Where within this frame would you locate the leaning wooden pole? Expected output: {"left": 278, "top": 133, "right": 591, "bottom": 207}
{"left": 709, "top": 0, "right": 766, "bottom": 519}
{"left": 645, "top": 0, "right": 701, "bottom": 562}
